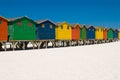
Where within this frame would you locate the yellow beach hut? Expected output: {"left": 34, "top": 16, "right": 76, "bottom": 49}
{"left": 55, "top": 22, "right": 72, "bottom": 40}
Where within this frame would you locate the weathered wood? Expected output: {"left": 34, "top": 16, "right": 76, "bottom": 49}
{"left": 0, "top": 42, "right": 3, "bottom": 51}
{"left": 3, "top": 42, "right": 6, "bottom": 51}
{"left": 31, "top": 41, "right": 35, "bottom": 49}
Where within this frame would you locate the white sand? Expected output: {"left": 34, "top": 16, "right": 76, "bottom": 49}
{"left": 0, "top": 41, "right": 120, "bottom": 80}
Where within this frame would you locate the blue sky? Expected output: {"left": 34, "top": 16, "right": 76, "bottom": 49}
{"left": 0, "top": 0, "right": 120, "bottom": 28}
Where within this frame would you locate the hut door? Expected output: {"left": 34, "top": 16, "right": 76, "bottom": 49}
{"left": 9, "top": 25, "right": 14, "bottom": 37}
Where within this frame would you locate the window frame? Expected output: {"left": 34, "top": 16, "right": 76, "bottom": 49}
{"left": 28, "top": 22, "right": 32, "bottom": 27}
{"left": 18, "top": 21, "right": 22, "bottom": 26}
{"left": 50, "top": 24, "right": 53, "bottom": 29}
{"left": 67, "top": 26, "right": 69, "bottom": 30}
{"left": 61, "top": 25, "right": 63, "bottom": 29}
{"left": 42, "top": 24, "right": 45, "bottom": 28}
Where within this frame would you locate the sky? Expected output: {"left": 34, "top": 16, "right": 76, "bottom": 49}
{"left": 0, "top": 0, "right": 120, "bottom": 28}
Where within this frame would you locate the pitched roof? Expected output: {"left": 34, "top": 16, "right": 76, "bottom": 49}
{"left": 56, "top": 22, "right": 67, "bottom": 25}
{"left": 72, "top": 24, "right": 80, "bottom": 28}
{"left": 81, "top": 25, "right": 87, "bottom": 28}
{"left": 103, "top": 28, "right": 108, "bottom": 30}
{"left": 0, "top": 16, "right": 9, "bottom": 22}
{"left": 113, "top": 29, "right": 119, "bottom": 31}
{"left": 35, "top": 19, "right": 56, "bottom": 25}
{"left": 87, "top": 25, "right": 95, "bottom": 29}
{"left": 56, "top": 22, "right": 72, "bottom": 27}
{"left": 7, "top": 16, "right": 36, "bottom": 23}
{"left": 95, "top": 27, "right": 104, "bottom": 30}
{"left": 108, "top": 28, "right": 114, "bottom": 31}
{"left": 118, "top": 29, "right": 120, "bottom": 31}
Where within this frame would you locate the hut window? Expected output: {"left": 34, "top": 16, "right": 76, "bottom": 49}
{"left": 42, "top": 24, "right": 45, "bottom": 28}
{"left": 76, "top": 27, "right": 77, "bottom": 30}
{"left": 67, "top": 26, "right": 69, "bottom": 29}
{"left": 18, "top": 22, "right": 22, "bottom": 26}
{"left": 61, "top": 25, "right": 63, "bottom": 29}
{"left": 28, "top": 22, "right": 32, "bottom": 27}
{"left": 50, "top": 24, "right": 53, "bottom": 29}
{"left": 75, "top": 27, "right": 77, "bottom": 30}
{"left": 0, "top": 20, "right": 2, "bottom": 24}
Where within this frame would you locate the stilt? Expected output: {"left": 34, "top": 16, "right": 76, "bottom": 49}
{"left": 3, "top": 42, "right": 6, "bottom": 51}
{"left": 10, "top": 43, "right": 12, "bottom": 50}
{"left": 77, "top": 40, "right": 79, "bottom": 46}
{"left": 58, "top": 41, "right": 60, "bottom": 47}
{"left": 52, "top": 41, "right": 55, "bottom": 48}
{"left": 74, "top": 41, "right": 75, "bottom": 46}
{"left": 31, "top": 41, "right": 35, "bottom": 49}
{"left": 37, "top": 41, "right": 41, "bottom": 49}
{"left": 64, "top": 41, "right": 66, "bottom": 47}
{"left": 69, "top": 40, "right": 71, "bottom": 46}
{"left": 0, "top": 42, "right": 3, "bottom": 51}
{"left": 22, "top": 42, "right": 25, "bottom": 50}
{"left": 12, "top": 42, "right": 15, "bottom": 51}
{"left": 24, "top": 42, "right": 28, "bottom": 49}
{"left": 45, "top": 41, "right": 48, "bottom": 48}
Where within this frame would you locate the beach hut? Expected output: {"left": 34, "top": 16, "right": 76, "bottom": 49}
{"left": 107, "top": 28, "right": 114, "bottom": 40}
{"left": 95, "top": 27, "right": 103, "bottom": 40}
{"left": 0, "top": 16, "right": 8, "bottom": 41}
{"left": 118, "top": 31, "right": 120, "bottom": 39}
{"left": 103, "top": 28, "right": 108, "bottom": 40}
{"left": 87, "top": 26, "right": 95, "bottom": 40}
{"left": 80, "top": 25, "right": 87, "bottom": 40}
{"left": 35, "top": 20, "right": 56, "bottom": 40}
{"left": 55, "top": 22, "right": 72, "bottom": 40}
{"left": 8, "top": 16, "right": 36, "bottom": 40}
{"left": 113, "top": 29, "right": 118, "bottom": 39}
{"left": 72, "top": 24, "right": 80, "bottom": 40}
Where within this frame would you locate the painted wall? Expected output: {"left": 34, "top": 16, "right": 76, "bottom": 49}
{"left": 36, "top": 21, "right": 56, "bottom": 40}
{"left": 72, "top": 24, "right": 80, "bottom": 40}
{"left": 95, "top": 27, "right": 103, "bottom": 40}
{"left": 107, "top": 29, "right": 114, "bottom": 40}
{"left": 0, "top": 17, "right": 8, "bottom": 41}
{"left": 118, "top": 31, "right": 120, "bottom": 39}
{"left": 113, "top": 30, "right": 118, "bottom": 39}
{"left": 103, "top": 29, "right": 108, "bottom": 40}
{"left": 56, "top": 22, "right": 72, "bottom": 40}
{"left": 8, "top": 18, "right": 36, "bottom": 40}
{"left": 80, "top": 26, "right": 87, "bottom": 40}
{"left": 87, "top": 26, "right": 95, "bottom": 39}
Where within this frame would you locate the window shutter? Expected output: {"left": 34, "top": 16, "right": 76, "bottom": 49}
{"left": 50, "top": 24, "right": 53, "bottom": 29}
{"left": 42, "top": 24, "right": 45, "bottom": 28}
{"left": 29, "top": 22, "right": 32, "bottom": 27}
{"left": 18, "top": 22, "right": 22, "bottom": 26}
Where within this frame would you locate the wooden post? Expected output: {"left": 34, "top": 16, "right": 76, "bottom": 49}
{"left": 0, "top": 42, "right": 2, "bottom": 51}
{"left": 37, "top": 41, "right": 41, "bottom": 49}
{"left": 22, "top": 42, "right": 25, "bottom": 50}
{"left": 64, "top": 41, "right": 65, "bottom": 47}
{"left": 3, "top": 42, "right": 6, "bottom": 51}
{"left": 69, "top": 40, "right": 71, "bottom": 46}
{"left": 52, "top": 41, "right": 55, "bottom": 48}
{"left": 77, "top": 40, "right": 79, "bottom": 46}
{"left": 58, "top": 41, "right": 60, "bottom": 47}
{"left": 31, "top": 41, "right": 35, "bottom": 49}
{"left": 45, "top": 41, "right": 47, "bottom": 48}
{"left": 74, "top": 41, "right": 75, "bottom": 46}
{"left": 12, "top": 42, "right": 15, "bottom": 51}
